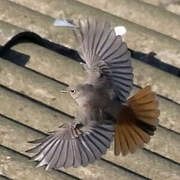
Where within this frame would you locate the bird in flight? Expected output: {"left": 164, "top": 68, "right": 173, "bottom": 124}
{"left": 26, "top": 18, "right": 160, "bottom": 170}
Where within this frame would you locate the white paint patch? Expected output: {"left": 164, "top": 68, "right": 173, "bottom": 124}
{"left": 114, "top": 26, "right": 127, "bottom": 36}
{"left": 54, "top": 19, "right": 76, "bottom": 28}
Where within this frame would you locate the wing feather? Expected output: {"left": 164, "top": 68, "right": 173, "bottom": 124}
{"left": 74, "top": 18, "right": 133, "bottom": 102}
{"left": 46, "top": 140, "right": 64, "bottom": 170}
{"left": 27, "top": 120, "right": 114, "bottom": 169}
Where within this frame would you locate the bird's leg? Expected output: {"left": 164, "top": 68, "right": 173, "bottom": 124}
{"left": 72, "top": 119, "right": 81, "bottom": 128}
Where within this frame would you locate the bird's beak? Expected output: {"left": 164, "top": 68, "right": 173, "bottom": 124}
{"left": 60, "top": 90, "right": 68, "bottom": 93}
{"left": 60, "top": 86, "right": 69, "bottom": 93}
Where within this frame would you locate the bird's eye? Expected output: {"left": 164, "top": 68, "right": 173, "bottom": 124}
{"left": 70, "top": 89, "right": 76, "bottom": 93}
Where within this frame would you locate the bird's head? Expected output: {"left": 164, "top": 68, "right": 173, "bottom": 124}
{"left": 61, "top": 84, "right": 94, "bottom": 106}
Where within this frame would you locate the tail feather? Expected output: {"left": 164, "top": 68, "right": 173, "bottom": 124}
{"left": 136, "top": 110, "right": 159, "bottom": 119}
{"left": 129, "top": 86, "right": 151, "bottom": 100}
{"left": 131, "top": 123, "right": 150, "bottom": 143}
{"left": 126, "top": 122, "right": 144, "bottom": 148}
{"left": 137, "top": 116, "right": 158, "bottom": 126}
{"left": 115, "top": 125, "right": 129, "bottom": 156}
{"left": 130, "top": 93, "right": 156, "bottom": 105}
{"left": 136, "top": 119, "right": 156, "bottom": 133}
{"left": 121, "top": 125, "right": 137, "bottom": 154}
{"left": 114, "top": 86, "right": 159, "bottom": 156}
{"left": 128, "top": 86, "right": 159, "bottom": 126}
{"left": 130, "top": 101, "right": 158, "bottom": 111}
{"left": 114, "top": 126, "right": 121, "bottom": 155}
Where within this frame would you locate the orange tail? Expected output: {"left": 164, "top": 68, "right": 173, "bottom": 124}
{"left": 114, "top": 86, "right": 160, "bottom": 156}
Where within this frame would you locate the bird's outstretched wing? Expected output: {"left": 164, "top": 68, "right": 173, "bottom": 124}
{"left": 74, "top": 18, "right": 133, "bottom": 102}
{"left": 26, "top": 118, "right": 114, "bottom": 170}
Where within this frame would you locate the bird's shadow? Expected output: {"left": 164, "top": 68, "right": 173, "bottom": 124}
{"left": 0, "top": 31, "right": 179, "bottom": 77}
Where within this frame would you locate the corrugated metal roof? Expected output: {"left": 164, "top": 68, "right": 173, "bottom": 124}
{"left": 0, "top": 0, "right": 179, "bottom": 179}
